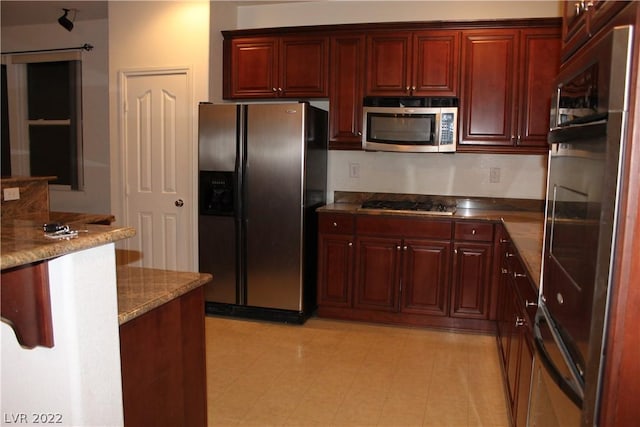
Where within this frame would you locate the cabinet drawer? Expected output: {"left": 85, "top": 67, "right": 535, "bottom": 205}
{"left": 454, "top": 221, "right": 494, "bottom": 242}
{"left": 319, "top": 213, "right": 354, "bottom": 235}
{"left": 356, "top": 215, "right": 452, "bottom": 239}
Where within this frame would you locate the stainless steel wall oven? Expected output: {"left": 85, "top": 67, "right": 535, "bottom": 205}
{"left": 530, "top": 25, "right": 633, "bottom": 426}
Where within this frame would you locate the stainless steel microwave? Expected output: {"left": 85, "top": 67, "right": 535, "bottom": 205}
{"left": 362, "top": 97, "right": 458, "bottom": 153}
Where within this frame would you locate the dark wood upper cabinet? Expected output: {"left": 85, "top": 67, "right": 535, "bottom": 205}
{"left": 224, "top": 37, "right": 278, "bottom": 99}
{"left": 222, "top": 18, "right": 561, "bottom": 153}
{"left": 459, "top": 27, "right": 560, "bottom": 153}
{"left": 413, "top": 30, "right": 460, "bottom": 96}
{"left": 329, "top": 34, "right": 365, "bottom": 149}
{"left": 460, "top": 29, "right": 518, "bottom": 147}
{"left": 517, "top": 28, "right": 562, "bottom": 148}
{"left": 365, "top": 30, "right": 460, "bottom": 97}
{"left": 366, "top": 31, "right": 412, "bottom": 96}
{"left": 562, "top": 0, "right": 630, "bottom": 61}
{"left": 223, "top": 35, "right": 328, "bottom": 99}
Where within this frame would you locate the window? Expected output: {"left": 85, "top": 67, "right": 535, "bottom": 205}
{"left": 1, "top": 51, "right": 83, "bottom": 190}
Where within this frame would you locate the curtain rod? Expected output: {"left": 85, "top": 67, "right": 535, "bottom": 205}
{"left": 1, "top": 43, "right": 93, "bottom": 55}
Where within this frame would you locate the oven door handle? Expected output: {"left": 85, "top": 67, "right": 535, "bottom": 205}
{"left": 533, "top": 318, "right": 584, "bottom": 408}
{"left": 548, "top": 120, "right": 607, "bottom": 144}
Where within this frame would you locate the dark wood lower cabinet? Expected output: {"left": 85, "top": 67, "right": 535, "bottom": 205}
{"left": 354, "top": 236, "right": 401, "bottom": 312}
{"left": 496, "top": 231, "right": 536, "bottom": 427}
{"left": 119, "top": 287, "right": 207, "bottom": 427}
{"left": 451, "top": 242, "right": 492, "bottom": 319}
{"left": 401, "top": 239, "right": 451, "bottom": 317}
{"left": 317, "top": 212, "right": 495, "bottom": 332}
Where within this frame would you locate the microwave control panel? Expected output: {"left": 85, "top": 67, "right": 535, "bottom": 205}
{"left": 440, "top": 112, "right": 455, "bottom": 145}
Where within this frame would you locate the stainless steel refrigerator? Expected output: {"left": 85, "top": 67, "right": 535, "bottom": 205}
{"left": 198, "top": 102, "right": 327, "bottom": 323}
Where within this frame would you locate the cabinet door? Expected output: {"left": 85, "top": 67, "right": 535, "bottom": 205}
{"left": 366, "top": 32, "right": 412, "bottom": 96}
{"left": 460, "top": 30, "right": 518, "bottom": 146}
{"left": 280, "top": 36, "right": 329, "bottom": 98}
{"left": 516, "top": 28, "right": 561, "bottom": 147}
{"left": 317, "top": 234, "right": 354, "bottom": 308}
{"left": 401, "top": 239, "right": 451, "bottom": 316}
{"left": 450, "top": 242, "right": 493, "bottom": 319}
{"left": 226, "top": 37, "right": 279, "bottom": 99}
{"left": 515, "top": 334, "right": 534, "bottom": 427}
{"left": 329, "top": 34, "right": 365, "bottom": 149}
{"left": 562, "top": 0, "right": 588, "bottom": 49}
{"left": 496, "top": 262, "right": 511, "bottom": 366}
{"left": 413, "top": 30, "right": 460, "bottom": 96}
{"left": 354, "top": 236, "right": 401, "bottom": 311}
{"left": 505, "top": 288, "right": 520, "bottom": 409}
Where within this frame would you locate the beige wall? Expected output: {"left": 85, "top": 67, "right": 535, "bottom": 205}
{"left": 108, "top": 0, "right": 209, "bottom": 230}
{"left": 219, "top": 0, "right": 563, "bottom": 201}
{"left": 236, "top": 1, "right": 562, "bottom": 28}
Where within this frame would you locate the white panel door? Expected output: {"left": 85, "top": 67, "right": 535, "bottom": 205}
{"left": 122, "top": 69, "right": 193, "bottom": 271}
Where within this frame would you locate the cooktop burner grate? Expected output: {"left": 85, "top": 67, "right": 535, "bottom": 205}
{"left": 359, "top": 199, "right": 456, "bottom": 215}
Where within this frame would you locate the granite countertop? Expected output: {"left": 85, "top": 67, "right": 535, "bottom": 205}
{"left": 318, "top": 201, "right": 544, "bottom": 288}
{"left": 116, "top": 266, "right": 212, "bottom": 324}
{"left": 1, "top": 218, "right": 135, "bottom": 270}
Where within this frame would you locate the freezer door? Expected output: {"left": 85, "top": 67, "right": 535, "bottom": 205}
{"left": 198, "top": 103, "right": 240, "bottom": 304}
{"left": 198, "top": 103, "right": 238, "bottom": 172}
{"left": 245, "top": 103, "right": 306, "bottom": 311}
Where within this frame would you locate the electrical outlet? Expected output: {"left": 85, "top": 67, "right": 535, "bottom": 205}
{"left": 489, "top": 168, "right": 501, "bottom": 183}
{"left": 3, "top": 187, "right": 20, "bottom": 201}
{"left": 349, "top": 162, "right": 360, "bottom": 178}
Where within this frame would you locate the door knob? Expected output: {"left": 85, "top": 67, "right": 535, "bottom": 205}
{"left": 175, "top": 199, "right": 184, "bottom": 207}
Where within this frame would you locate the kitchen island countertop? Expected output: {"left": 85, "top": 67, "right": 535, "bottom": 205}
{"left": 116, "top": 266, "right": 212, "bottom": 324}
{"left": 1, "top": 218, "right": 134, "bottom": 270}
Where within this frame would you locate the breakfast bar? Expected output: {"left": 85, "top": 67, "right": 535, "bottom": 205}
{"left": 1, "top": 216, "right": 211, "bottom": 426}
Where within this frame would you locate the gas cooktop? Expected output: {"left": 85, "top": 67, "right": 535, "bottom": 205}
{"left": 357, "top": 199, "right": 456, "bottom": 216}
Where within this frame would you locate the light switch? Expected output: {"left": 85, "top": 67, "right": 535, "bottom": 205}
{"left": 489, "top": 168, "right": 500, "bottom": 183}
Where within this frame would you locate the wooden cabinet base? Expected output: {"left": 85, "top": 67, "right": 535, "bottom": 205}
{"left": 317, "top": 306, "right": 496, "bottom": 333}
{"left": 119, "top": 287, "right": 207, "bottom": 427}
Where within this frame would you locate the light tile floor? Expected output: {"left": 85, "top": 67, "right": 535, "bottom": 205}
{"left": 206, "top": 316, "right": 509, "bottom": 427}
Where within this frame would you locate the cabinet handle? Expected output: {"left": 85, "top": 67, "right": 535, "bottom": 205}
{"left": 396, "top": 245, "right": 401, "bottom": 250}
{"left": 525, "top": 300, "right": 538, "bottom": 308}
{"left": 515, "top": 317, "right": 526, "bottom": 327}
{"left": 506, "top": 252, "right": 515, "bottom": 258}
{"left": 348, "top": 242, "right": 353, "bottom": 247}
{"left": 272, "top": 87, "right": 277, "bottom": 92}
{"left": 471, "top": 229, "right": 477, "bottom": 235}
{"left": 513, "top": 272, "right": 527, "bottom": 279}
{"left": 501, "top": 268, "right": 509, "bottom": 274}
{"left": 454, "top": 249, "right": 458, "bottom": 254}
{"left": 357, "top": 131, "right": 362, "bottom": 136}
{"left": 405, "top": 86, "right": 410, "bottom": 92}
{"left": 500, "top": 238, "right": 509, "bottom": 243}
{"left": 333, "top": 222, "right": 338, "bottom": 227}
{"left": 403, "top": 246, "right": 408, "bottom": 251}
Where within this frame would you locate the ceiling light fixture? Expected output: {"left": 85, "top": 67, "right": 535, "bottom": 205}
{"left": 58, "top": 8, "right": 75, "bottom": 32}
